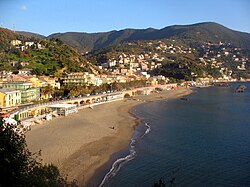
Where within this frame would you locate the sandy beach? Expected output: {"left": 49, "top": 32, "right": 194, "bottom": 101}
{"left": 25, "top": 87, "right": 192, "bottom": 186}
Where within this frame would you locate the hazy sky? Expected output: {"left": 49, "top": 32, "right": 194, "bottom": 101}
{"left": 0, "top": 0, "right": 249, "bottom": 36}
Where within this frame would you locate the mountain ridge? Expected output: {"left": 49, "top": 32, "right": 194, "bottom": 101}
{"left": 1, "top": 22, "right": 250, "bottom": 79}
{"left": 16, "top": 22, "right": 250, "bottom": 53}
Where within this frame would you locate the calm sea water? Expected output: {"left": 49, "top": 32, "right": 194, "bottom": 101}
{"left": 100, "top": 83, "right": 250, "bottom": 187}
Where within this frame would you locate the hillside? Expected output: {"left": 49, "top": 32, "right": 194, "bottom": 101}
{"left": 0, "top": 28, "right": 28, "bottom": 51}
{"left": 4, "top": 22, "right": 250, "bottom": 80}
{"left": 17, "top": 31, "right": 46, "bottom": 39}
{"left": 0, "top": 28, "right": 100, "bottom": 76}
{"left": 85, "top": 37, "right": 250, "bottom": 80}
{"left": 44, "top": 22, "right": 250, "bottom": 53}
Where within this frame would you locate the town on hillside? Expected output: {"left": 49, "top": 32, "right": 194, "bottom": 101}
{"left": 0, "top": 37, "right": 249, "bottom": 132}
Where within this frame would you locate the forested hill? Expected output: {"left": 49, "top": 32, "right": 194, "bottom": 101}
{"left": 41, "top": 22, "right": 250, "bottom": 53}
{"left": 0, "top": 28, "right": 100, "bottom": 76}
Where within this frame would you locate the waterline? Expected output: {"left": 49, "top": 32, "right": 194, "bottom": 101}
{"left": 99, "top": 122, "right": 151, "bottom": 187}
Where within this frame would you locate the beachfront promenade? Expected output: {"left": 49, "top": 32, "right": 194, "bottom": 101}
{"left": 10, "top": 85, "right": 173, "bottom": 123}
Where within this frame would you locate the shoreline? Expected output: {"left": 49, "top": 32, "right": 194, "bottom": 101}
{"left": 25, "top": 87, "right": 192, "bottom": 186}
{"left": 89, "top": 87, "right": 193, "bottom": 186}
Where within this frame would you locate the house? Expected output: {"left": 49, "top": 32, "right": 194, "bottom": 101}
{"left": 20, "top": 62, "right": 30, "bottom": 66}
{"left": 120, "top": 69, "right": 128, "bottom": 74}
{"left": 6, "top": 75, "right": 28, "bottom": 82}
{"left": 25, "top": 42, "right": 34, "bottom": 47}
{"left": 0, "top": 71, "right": 12, "bottom": 78}
{"left": 10, "top": 40, "right": 22, "bottom": 46}
{"left": 108, "top": 60, "right": 117, "bottom": 67}
{"left": 0, "top": 89, "right": 21, "bottom": 108}
{"left": 18, "top": 69, "right": 32, "bottom": 75}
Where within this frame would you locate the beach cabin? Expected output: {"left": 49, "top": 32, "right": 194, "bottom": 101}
{"left": 49, "top": 104, "right": 77, "bottom": 116}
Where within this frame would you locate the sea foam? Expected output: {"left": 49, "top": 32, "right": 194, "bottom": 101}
{"left": 99, "top": 122, "right": 151, "bottom": 187}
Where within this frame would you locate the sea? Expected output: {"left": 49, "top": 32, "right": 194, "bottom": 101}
{"left": 93, "top": 82, "right": 250, "bottom": 187}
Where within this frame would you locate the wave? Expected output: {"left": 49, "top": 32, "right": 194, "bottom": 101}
{"left": 99, "top": 122, "right": 151, "bottom": 187}
{"left": 141, "top": 123, "right": 151, "bottom": 138}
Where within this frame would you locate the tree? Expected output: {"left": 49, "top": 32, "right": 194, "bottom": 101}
{"left": 0, "top": 118, "right": 76, "bottom": 186}
{"left": 41, "top": 85, "right": 55, "bottom": 99}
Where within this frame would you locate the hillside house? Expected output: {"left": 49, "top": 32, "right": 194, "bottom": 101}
{"left": 10, "top": 40, "right": 22, "bottom": 46}
{"left": 25, "top": 42, "right": 34, "bottom": 47}
{"left": 18, "top": 69, "right": 32, "bottom": 75}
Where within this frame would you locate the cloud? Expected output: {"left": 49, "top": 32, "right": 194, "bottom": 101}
{"left": 19, "top": 5, "right": 28, "bottom": 11}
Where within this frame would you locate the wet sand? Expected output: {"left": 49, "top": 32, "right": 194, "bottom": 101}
{"left": 25, "top": 87, "right": 192, "bottom": 186}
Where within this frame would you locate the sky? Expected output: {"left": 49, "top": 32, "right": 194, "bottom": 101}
{"left": 0, "top": 0, "right": 249, "bottom": 36}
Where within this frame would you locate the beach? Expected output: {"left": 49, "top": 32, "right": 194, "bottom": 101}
{"left": 25, "top": 87, "right": 192, "bottom": 186}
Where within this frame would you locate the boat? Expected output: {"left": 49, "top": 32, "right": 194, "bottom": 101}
{"left": 236, "top": 85, "right": 247, "bottom": 92}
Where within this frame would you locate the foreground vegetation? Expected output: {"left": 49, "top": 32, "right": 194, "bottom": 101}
{"left": 0, "top": 118, "right": 77, "bottom": 186}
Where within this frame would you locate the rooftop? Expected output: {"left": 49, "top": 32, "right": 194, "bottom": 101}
{"left": 0, "top": 88, "right": 21, "bottom": 93}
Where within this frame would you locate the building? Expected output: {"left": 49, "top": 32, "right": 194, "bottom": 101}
{"left": 39, "top": 77, "right": 60, "bottom": 89}
{"left": 18, "top": 69, "right": 32, "bottom": 75}
{"left": 49, "top": 104, "right": 77, "bottom": 116}
{"left": 25, "top": 42, "right": 34, "bottom": 47}
{"left": 10, "top": 40, "right": 22, "bottom": 46}
{"left": 29, "top": 77, "right": 43, "bottom": 88}
{"left": 62, "top": 72, "right": 87, "bottom": 85}
{"left": 2, "top": 82, "right": 33, "bottom": 90}
{"left": 62, "top": 72, "right": 98, "bottom": 86}
{"left": 0, "top": 89, "right": 21, "bottom": 108}
{"left": 21, "top": 88, "right": 40, "bottom": 103}
{"left": 2, "top": 82, "right": 40, "bottom": 103}
{"left": 106, "top": 93, "right": 123, "bottom": 101}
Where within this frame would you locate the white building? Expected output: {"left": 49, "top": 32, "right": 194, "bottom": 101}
{"left": 25, "top": 42, "right": 35, "bottom": 47}
{"left": 50, "top": 104, "right": 78, "bottom": 116}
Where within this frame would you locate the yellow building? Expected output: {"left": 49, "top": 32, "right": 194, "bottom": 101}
{"left": 29, "top": 77, "right": 43, "bottom": 88}
{"left": 10, "top": 40, "right": 22, "bottom": 46}
{"left": 39, "top": 77, "right": 60, "bottom": 89}
{"left": 29, "top": 76, "right": 60, "bottom": 89}
{"left": 0, "top": 89, "right": 21, "bottom": 108}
